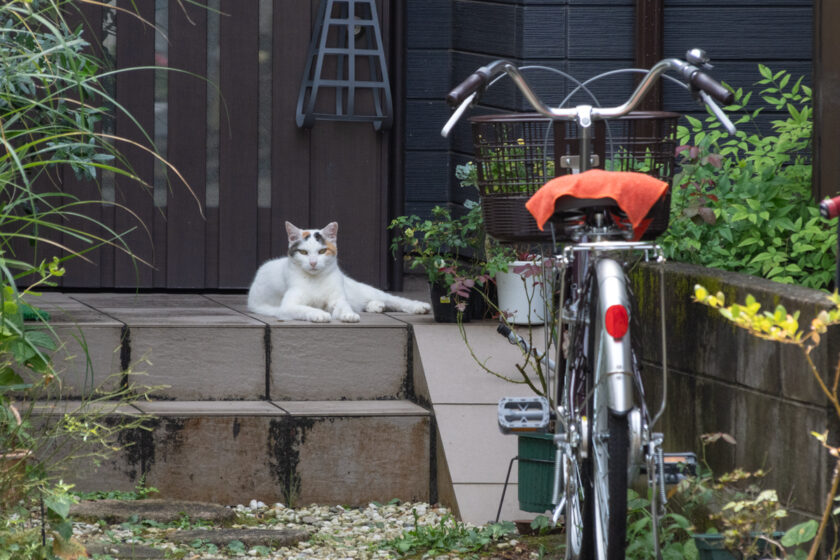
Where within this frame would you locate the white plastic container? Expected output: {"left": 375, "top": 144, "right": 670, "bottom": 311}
{"left": 496, "top": 260, "right": 546, "bottom": 325}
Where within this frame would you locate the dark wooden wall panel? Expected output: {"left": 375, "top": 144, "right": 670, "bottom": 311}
{"left": 453, "top": 2, "right": 518, "bottom": 57}
{"left": 405, "top": 152, "right": 451, "bottom": 202}
{"left": 567, "top": 7, "right": 634, "bottom": 59}
{"left": 167, "top": 1, "right": 208, "bottom": 288}
{"left": 114, "top": 0, "right": 157, "bottom": 288}
{"left": 520, "top": 7, "right": 567, "bottom": 59}
{"left": 406, "top": 0, "right": 452, "bottom": 48}
{"left": 60, "top": 2, "right": 105, "bottom": 289}
{"left": 306, "top": 0, "right": 391, "bottom": 287}
{"left": 406, "top": 51, "right": 451, "bottom": 98}
{"left": 663, "top": 7, "right": 812, "bottom": 61}
{"left": 217, "top": 0, "right": 260, "bottom": 288}
{"left": 310, "top": 123, "right": 382, "bottom": 285}
{"left": 271, "top": 0, "right": 313, "bottom": 254}
{"left": 814, "top": 0, "right": 840, "bottom": 200}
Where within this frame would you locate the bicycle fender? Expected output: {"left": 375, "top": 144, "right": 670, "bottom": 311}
{"left": 596, "top": 258, "right": 634, "bottom": 415}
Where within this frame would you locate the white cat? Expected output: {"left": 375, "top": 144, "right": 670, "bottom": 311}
{"left": 247, "top": 221, "right": 431, "bottom": 323}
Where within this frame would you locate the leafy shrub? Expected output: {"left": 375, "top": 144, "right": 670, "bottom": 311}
{"left": 0, "top": 1, "right": 175, "bottom": 556}
{"left": 660, "top": 65, "right": 835, "bottom": 290}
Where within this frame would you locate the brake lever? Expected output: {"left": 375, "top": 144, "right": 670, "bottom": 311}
{"left": 697, "top": 90, "right": 736, "bottom": 135}
{"left": 441, "top": 92, "right": 477, "bottom": 138}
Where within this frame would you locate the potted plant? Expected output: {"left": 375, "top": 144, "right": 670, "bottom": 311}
{"left": 669, "top": 433, "right": 809, "bottom": 560}
{"left": 455, "top": 161, "right": 547, "bottom": 325}
{"left": 389, "top": 204, "right": 496, "bottom": 322}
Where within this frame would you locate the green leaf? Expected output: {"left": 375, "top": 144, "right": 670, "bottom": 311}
{"left": 44, "top": 494, "right": 72, "bottom": 520}
{"left": 758, "top": 64, "right": 772, "bottom": 79}
{"left": 781, "top": 520, "right": 818, "bottom": 547}
{"left": 0, "top": 367, "right": 24, "bottom": 387}
{"left": 685, "top": 115, "right": 703, "bottom": 130}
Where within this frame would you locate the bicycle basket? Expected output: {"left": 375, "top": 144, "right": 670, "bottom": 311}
{"left": 470, "top": 111, "right": 679, "bottom": 242}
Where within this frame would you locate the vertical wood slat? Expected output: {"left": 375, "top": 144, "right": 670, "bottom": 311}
{"left": 634, "top": 0, "right": 664, "bottom": 110}
{"left": 167, "top": 1, "right": 208, "bottom": 288}
{"left": 114, "top": 0, "right": 157, "bottom": 287}
{"left": 271, "top": 0, "right": 312, "bottom": 255}
{"left": 813, "top": 0, "right": 840, "bottom": 201}
{"left": 388, "top": 0, "right": 405, "bottom": 290}
{"left": 378, "top": 0, "right": 394, "bottom": 289}
{"left": 218, "top": 0, "right": 260, "bottom": 288}
{"left": 60, "top": 2, "right": 105, "bottom": 289}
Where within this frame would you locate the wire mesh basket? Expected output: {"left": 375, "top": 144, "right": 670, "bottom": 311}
{"left": 470, "top": 111, "right": 680, "bottom": 242}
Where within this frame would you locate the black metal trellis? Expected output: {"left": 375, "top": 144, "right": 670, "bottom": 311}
{"left": 296, "top": 0, "right": 393, "bottom": 130}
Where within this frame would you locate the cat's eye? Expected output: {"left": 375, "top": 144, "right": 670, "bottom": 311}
{"left": 298, "top": 249, "right": 308, "bottom": 255}
{"left": 318, "top": 248, "right": 328, "bottom": 254}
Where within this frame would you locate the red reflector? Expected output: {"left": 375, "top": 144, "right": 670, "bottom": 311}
{"left": 605, "top": 305, "right": 629, "bottom": 339}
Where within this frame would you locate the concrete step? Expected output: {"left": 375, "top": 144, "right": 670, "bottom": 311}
{"left": 35, "top": 399, "right": 431, "bottom": 506}
{"left": 30, "top": 293, "right": 415, "bottom": 401}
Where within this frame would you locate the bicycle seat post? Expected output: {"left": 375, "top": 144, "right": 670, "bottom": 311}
{"left": 576, "top": 105, "right": 594, "bottom": 175}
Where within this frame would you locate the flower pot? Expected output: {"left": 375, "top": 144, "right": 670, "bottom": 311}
{"left": 693, "top": 532, "right": 785, "bottom": 560}
{"left": 429, "top": 282, "right": 471, "bottom": 323}
{"left": 496, "top": 261, "right": 546, "bottom": 325}
{"left": 517, "top": 433, "right": 555, "bottom": 513}
{"left": 468, "top": 281, "right": 497, "bottom": 321}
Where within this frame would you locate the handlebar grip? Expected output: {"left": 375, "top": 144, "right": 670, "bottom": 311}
{"left": 690, "top": 70, "right": 734, "bottom": 105}
{"left": 820, "top": 196, "right": 840, "bottom": 219}
{"left": 446, "top": 71, "right": 490, "bottom": 107}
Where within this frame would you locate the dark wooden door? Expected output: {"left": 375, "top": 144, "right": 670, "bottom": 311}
{"left": 35, "top": 0, "right": 395, "bottom": 290}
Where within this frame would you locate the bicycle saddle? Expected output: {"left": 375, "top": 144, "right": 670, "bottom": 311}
{"left": 527, "top": 169, "right": 668, "bottom": 239}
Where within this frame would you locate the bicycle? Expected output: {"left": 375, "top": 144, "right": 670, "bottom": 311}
{"left": 442, "top": 49, "right": 736, "bottom": 559}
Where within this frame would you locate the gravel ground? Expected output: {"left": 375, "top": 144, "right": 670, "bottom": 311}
{"left": 68, "top": 500, "right": 544, "bottom": 559}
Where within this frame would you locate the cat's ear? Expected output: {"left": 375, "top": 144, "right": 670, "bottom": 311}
{"left": 320, "top": 222, "right": 338, "bottom": 243}
{"left": 286, "top": 221, "right": 303, "bottom": 244}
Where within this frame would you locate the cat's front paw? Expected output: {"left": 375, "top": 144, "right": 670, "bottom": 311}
{"left": 306, "top": 310, "right": 332, "bottom": 323}
{"left": 364, "top": 300, "right": 386, "bottom": 313}
{"left": 408, "top": 302, "right": 431, "bottom": 314}
{"left": 336, "top": 310, "right": 361, "bottom": 323}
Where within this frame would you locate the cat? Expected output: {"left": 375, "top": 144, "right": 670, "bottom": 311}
{"left": 247, "top": 221, "right": 431, "bottom": 323}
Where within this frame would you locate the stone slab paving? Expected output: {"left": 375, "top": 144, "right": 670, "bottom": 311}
{"left": 169, "top": 527, "right": 311, "bottom": 548}
{"left": 273, "top": 399, "right": 428, "bottom": 417}
{"left": 70, "top": 499, "right": 236, "bottom": 524}
{"left": 133, "top": 400, "right": 285, "bottom": 416}
{"left": 72, "top": 499, "right": 314, "bottom": 560}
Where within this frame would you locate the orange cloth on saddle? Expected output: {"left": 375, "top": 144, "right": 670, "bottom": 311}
{"left": 525, "top": 169, "right": 669, "bottom": 240}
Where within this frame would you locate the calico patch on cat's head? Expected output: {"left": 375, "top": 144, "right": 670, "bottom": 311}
{"left": 285, "top": 221, "right": 339, "bottom": 273}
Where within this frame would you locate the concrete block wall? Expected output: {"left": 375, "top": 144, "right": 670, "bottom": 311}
{"left": 631, "top": 261, "right": 836, "bottom": 518}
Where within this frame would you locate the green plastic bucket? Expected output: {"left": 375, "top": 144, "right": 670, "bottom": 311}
{"left": 517, "top": 432, "right": 556, "bottom": 513}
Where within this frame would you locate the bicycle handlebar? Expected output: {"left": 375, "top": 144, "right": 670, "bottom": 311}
{"left": 442, "top": 49, "right": 735, "bottom": 136}
{"left": 820, "top": 196, "right": 840, "bottom": 220}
